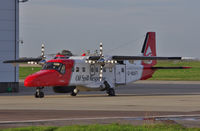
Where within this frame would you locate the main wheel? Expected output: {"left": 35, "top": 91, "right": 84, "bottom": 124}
{"left": 70, "top": 92, "right": 77, "bottom": 96}
{"left": 35, "top": 92, "right": 39, "bottom": 98}
{"left": 70, "top": 88, "right": 79, "bottom": 96}
{"left": 34, "top": 91, "right": 44, "bottom": 98}
{"left": 107, "top": 88, "right": 115, "bottom": 96}
{"left": 39, "top": 92, "right": 44, "bottom": 98}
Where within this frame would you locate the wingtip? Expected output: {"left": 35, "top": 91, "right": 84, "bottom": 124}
{"left": 181, "top": 57, "right": 198, "bottom": 60}
{"left": 183, "top": 67, "right": 192, "bottom": 69}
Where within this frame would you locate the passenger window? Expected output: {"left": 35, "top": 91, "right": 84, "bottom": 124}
{"left": 96, "top": 67, "right": 98, "bottom": 72}
{"left": 90, "top": 67, "right": 94, "bottom": 72}
{"left": 60, "top": 65, "right": 65, "bottom": 74}
{"left": 90, "top": 65, "right": 95, "bottom": 75}
{"left": 82, "top": 67, "right": 86, "bottom": 72}
{"left": 76, "top": 67, "right": 79, "bottom": 72}
{"left": 121, "top": 68, "right": 124, "bottom": 72}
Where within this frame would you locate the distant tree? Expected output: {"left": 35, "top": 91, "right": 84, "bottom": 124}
{"left": 61, "top": 50, "right": 73, "bottom": 56}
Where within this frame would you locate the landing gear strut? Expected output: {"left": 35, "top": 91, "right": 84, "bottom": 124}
{"left": 106, "top": 88, "right": 115, "bottom": 96}
{"left": 35, "top": 87, "right": 44, "bottom": 98}
{"left": 104, "top": 81, "right": 115, "bottom": 96}
{"left": 71, "top": 88, "right": 79, "bottom": 96}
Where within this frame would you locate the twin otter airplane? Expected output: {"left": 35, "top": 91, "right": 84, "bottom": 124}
{"left": 4, "top": 32, "right": 191, "bottom": 98}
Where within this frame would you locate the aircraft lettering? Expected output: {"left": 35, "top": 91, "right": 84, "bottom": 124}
{"left": 75, "top": 75, "right": 105, "bottom": 82}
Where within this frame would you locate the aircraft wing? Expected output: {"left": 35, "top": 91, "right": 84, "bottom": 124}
{"left": 3, "top": 57, "right": 42, "bottom": 64}
{"left": 88, "top": 56, "right": 194, "bottom": 61}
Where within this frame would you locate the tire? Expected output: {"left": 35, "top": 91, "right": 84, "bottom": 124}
{"left": 71, "top": 92, "right": 77, "bottom": 96}
{"left": 39, "top": 92, "right": 44, "bottom": 98}
{"left": 34, "top": 92, "right": 44, "bottom": 98}
{"left": 107, "top": 88, "right": 115, "bottom": 96}
{"left": 35, "top": 92, "right": 39, "bottom": 98}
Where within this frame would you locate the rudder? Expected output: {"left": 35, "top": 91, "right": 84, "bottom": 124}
{"left": 141, "top": 32, "right": 157, "bottom": 66}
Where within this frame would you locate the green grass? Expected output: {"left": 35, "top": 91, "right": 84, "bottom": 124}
{"left": 150, "top": 61, "right": 200, "bottom": 81}
{"left": 19, "top": 61, "right": 200, "bottom": 81}
{"left": 19, "top": 67, "right": 41, "bottom": 79}
{"left": 1, "top": 124, "right": 200, "bottom": 131}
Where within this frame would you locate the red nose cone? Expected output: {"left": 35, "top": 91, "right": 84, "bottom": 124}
{"left": 24, "top": 70, "right": 66, "bottom": 87}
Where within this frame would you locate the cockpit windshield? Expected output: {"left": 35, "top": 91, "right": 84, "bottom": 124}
{"left": 42, "top": 62, "right": 65, "bottom": 74}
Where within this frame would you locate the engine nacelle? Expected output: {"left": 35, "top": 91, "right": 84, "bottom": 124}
{"left": 53, "top": 86, "right": 76, "bottom": 93}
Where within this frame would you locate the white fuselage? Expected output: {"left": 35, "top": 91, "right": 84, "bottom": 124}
{"left": 69, "top": 56, "right": 144, "bottom": 91}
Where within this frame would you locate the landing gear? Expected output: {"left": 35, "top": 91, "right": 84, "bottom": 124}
{"left": 106, "top": 88, "right": 115, "bottom": 96}
{"left": 35, "top": 87, "right": 44, "bottom": 98}
{"left": 104, "top": 81, "right": 116, "bottom": 96}
{"left": 71, "top": 88, "right": 79, "bottom": 96}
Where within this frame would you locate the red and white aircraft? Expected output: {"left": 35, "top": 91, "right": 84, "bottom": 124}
{"left": 4, "top": 32, "right": 191, "bottom": 98}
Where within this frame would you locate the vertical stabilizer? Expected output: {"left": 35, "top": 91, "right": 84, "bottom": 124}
{"left": 141, "top": 32, "right": 157, "bottom": 66}
{"left": 140, "top": 32, "right": 156, "bottom": 80}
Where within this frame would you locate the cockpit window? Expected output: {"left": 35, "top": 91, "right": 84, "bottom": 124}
{"left": 42, "top": 62, "right": 65, "bottom": 74}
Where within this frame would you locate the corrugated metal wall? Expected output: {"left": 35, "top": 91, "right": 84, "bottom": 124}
{"left": 0, "top": 0, "right": 19, "bottom": 82}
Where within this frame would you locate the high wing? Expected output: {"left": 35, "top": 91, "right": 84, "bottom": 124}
{"left": 88, "top": 56, "right": 185, "bottom": 61}
{"left": 112, "top": 56, "right": 183, "bottom": 60}
{"left": 3, "top": 57, "right": 42, "bottom": 64}
{"left": 88, "top": 55, "right": 196, "bottom": 61}
{"left": 3, "top": 44, "right": 54, "bottom": 65}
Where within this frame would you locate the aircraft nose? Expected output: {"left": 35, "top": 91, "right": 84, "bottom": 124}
{"left": 24, "top": 70, "right": 65, "bottom": 87}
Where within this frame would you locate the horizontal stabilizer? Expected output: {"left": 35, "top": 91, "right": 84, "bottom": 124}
{"left": 112, "top": 56, "right": 182, "bottom": 61}
{"left": 147, "top": 67, "right": 191, "bottom": 70}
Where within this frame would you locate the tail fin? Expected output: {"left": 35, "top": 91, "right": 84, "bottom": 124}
{"left": 141, "top": 32, "right": 157, "bottom": 66}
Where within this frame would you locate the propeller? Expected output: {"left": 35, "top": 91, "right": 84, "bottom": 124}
{"left": 99, "top": 42, "right": 104, "bottom": 81}
{"left": 3, "top": 43, "right": 46, "bottom": 65}
{"left": 85, "top": 42, "right": 117, "bottom": 81}
{"left": 38, "top": 43, "right": 47, "bottom": 65}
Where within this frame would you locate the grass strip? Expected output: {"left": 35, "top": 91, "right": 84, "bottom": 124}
{"left": 1, "top": 124, "right": 200, "bottom": 131}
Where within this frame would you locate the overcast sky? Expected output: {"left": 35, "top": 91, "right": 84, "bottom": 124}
{"left": 19, "top": 0, "right": 200, "bottom": 58}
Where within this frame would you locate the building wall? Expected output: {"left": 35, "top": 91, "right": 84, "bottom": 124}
{"left": 0, "top": 0, "right": 19, "bottom": 92}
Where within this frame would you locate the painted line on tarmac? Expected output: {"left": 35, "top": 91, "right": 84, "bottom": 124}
{"left": 0, "top": 114, "right": 200, "bottom": 124}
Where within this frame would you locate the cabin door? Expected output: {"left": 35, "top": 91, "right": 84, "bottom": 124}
{"left": 115, "top": 65, "right": 126, "bottom": 84}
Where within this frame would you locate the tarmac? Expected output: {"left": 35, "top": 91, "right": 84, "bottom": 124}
{"left": 0, "top": 81, "right": 200, "bottom": 128}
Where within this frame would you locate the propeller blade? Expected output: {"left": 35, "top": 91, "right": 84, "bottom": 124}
{"left": 41, "top": 43, "right": 45, "bottom": 59}
{"left": 99, "top": 65, "right": 103, "bottom": 81}
{"left": 99, "top": 42, "right": 103, "bottom": 58}
{"left": 3, "top": 57, "right": 42, "bottom": 63}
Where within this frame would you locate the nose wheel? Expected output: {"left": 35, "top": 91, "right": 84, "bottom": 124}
{"left": 104, "top": 81, "right": 115, "bottom": 96}
{"left": 106, "top": 88, "right": 115, "bottom": 96}
{"left": 35, "top": 87, "right": 44, "bottom": 98}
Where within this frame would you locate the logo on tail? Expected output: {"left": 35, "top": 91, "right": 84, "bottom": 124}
{"left": 141, "top": 32, "right": 157, "bottom": 66}
{"left": 145, "top": 46, "right": 153, "bottom": 64}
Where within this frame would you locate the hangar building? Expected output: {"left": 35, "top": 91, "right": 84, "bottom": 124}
{"left": 0, "top": 0, "right": 19, "bottom": 92}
